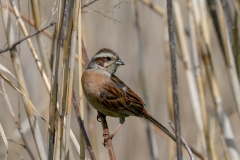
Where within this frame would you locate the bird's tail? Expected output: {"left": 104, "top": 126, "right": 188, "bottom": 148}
{"left": 142, "top": 111, "right": 176, "bottom": 141}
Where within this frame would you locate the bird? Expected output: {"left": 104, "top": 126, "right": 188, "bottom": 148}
{"left": 81, "top": 48, "right": 176, "bottom": 142}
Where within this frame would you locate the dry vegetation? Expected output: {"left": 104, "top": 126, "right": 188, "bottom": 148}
{"left": 0, "top": 0, "right": 240, "bottom": 159}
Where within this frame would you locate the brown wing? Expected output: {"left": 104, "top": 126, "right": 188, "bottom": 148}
{"left": 99, "top": 75, "right": 145, "bottom": 117}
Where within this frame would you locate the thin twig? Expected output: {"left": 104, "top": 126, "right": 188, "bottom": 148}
{"left": 30, "top": 0, "right": 51, "bottom": 77}
{"left": 152, "top": 125, "right": 206, "bottom": 160}
{"left": 7, "top": 139, "right": 24, "bottom": 147}
{"left": 168, "top": 121, "right": 194, "bottom": 160}
{"left": 98, "top": 113, "right": 116, "bottom": 160}
{"left": 8, "top": 0, "right": 52, "bottom": 94}
{"left": 0, "top": 22, "right": 55, "bottom": 53}
{"left": 72, "top": 91, "right": 96, "bottom": 160}
{"left": 139, "top": 0, "right": 164, "bottom": 16}
{"left": 0, "top": 79, "right": 35, "bottom": 160}
{"left": 15, "top": 151, "right": 25, "bottom": 160}
{"left": 87, "top": 7, "right": 121, "bottom": 24}
{"left": 166, "top": 0, "right": 182, "bottom": 159}
{"left": 81, "top": 0, "right": 99, "bottom": 9}
{"left": 8, "top": 6, "right": 53, "bottom": 39}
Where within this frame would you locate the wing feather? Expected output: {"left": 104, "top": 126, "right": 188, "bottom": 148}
{"left": 99, "top": 75, "right": 145, "bottom": 117}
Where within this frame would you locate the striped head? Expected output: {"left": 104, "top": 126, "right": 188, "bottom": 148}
{"left": 87, "top": 48, "right": 124, "bottom": 75}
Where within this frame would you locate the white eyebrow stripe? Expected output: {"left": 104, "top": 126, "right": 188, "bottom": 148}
{"left": 94, "top": 52, "right": 116, "bottom": 59}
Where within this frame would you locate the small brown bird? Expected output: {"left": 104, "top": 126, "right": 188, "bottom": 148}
{"left": 81, "top": 48, "right": 175, "bottom": 141}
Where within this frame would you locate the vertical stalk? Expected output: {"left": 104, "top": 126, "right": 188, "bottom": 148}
{"left": 166, "top": 0, "right": 182, "bottom": 159}
{"left": 64, "top": 0, "right": 81, "bottom": 157}
{"left": 49, "top": 0, "right": 66, "bottom": 159}
{"left": 188, "top": 2, "right": 215, "bottom": 159}
{"left": 77, "top": 1, "right": 86, "bottom": 159}
{"left": 57, "top": 0, "right": 74, "bottom": 158}
{"left": 173, "top": 0, "right": 205, "bottom": 151}
{"left": 30, "top": 0, "right": 51, "bottom": 77}
{"left": 216, "top": 0, "right": 240, "bottom": 121}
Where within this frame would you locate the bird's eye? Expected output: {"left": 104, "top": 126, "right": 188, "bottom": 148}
{"left": 106, "top": 57, "right": 111, "bottom": 61}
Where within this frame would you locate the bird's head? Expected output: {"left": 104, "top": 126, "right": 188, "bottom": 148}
{"left": 87, "top": 48, "right": 125, "bottom": 75}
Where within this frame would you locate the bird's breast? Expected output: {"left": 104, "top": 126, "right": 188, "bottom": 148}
{"left": 81, "top": 70, "right": 127, "bottom": 118}
{"left": 81, "top": 70, "right": 108, "bottom": 96}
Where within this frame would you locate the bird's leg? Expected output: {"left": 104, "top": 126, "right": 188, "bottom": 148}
{"left": 103, "top": 117, "right": 125, "bottom": 145}
{"left": 97, "top": 111, "right": 105, "bottom": 122}
{"left": 103, "top": 124, "right": 123, "bottom": 144}
{"left": 97, "top": 113, "right": 124, "bottom": 146}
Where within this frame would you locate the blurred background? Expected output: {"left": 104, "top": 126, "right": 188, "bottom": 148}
{"left": 0, "top": 0, "right": 239, "bottom": 159}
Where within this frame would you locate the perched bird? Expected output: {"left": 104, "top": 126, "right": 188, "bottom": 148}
{"left": 81, "top": 48, "right": 175, "bottom": 141}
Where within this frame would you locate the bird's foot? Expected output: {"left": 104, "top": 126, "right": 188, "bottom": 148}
{"left": 97, "top": 112, "right": 106, "bottom": 122}
{"left": 103, "top": 133, "right": 115, "bottom": 147}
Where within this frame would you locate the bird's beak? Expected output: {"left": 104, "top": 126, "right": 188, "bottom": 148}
{"left": 115, "top": 59, "right": 125, "bottom": 65}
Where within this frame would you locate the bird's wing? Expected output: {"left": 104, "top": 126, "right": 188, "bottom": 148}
{"left": 99, "top": 75, "right": 145, "bottom": 116}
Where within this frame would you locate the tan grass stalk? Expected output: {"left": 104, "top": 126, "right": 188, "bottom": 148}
{"left": 77, "top": 1, "right": 86, "bottom": 159}
{"left": 49, "top": 0, "right": 66, "bottom": 159}
{"left": 5, "top": 1, "right": 81, "bottom": 157}
{"left": 173, "top": 0, "right": 205, "bottom": 151}
{"left": 188, "top": 1, "right": 218, "bottom": 159}
{"left": 202, "top": 49, "right": 239, "bottom": 160}
{"left": 69, "top": 126, "right": 80, "bottom": 155}
{"left": 198, "top": 0, "right": 239, "bottom": 158}
{"left": 216, "top": 0, "right": 240, "bottom": 120}
{"left": 57, "top": 0, "right": 75, "bottom": 158}
{"left": 53, "top": 115, "right": 62, "bottom": 160}
{"left": 1, "top": 0, "right": 45, "bottom": 159}
{"left": 233, "top": 12, "right": 240, "bottom": 80}
{"left": 220, "top": 135, "right": 231, "bottom": 160}
{"left": 64, "top": 0, "right": 81, "bottom": 157}
{"left": 9, "top": 0, "right": 51, "bottom": 93}
{"left": 191, "top": 0, "right": 219, "bottom": 159}
{"left": 139, "top": 0, "right": 164, "bottom": 16}
{"left": 2, "top": 2, "right": 81, "bottom": 158}
{"left": 30, "top": 0, "right": 51, "bottom": 77}
{"left": 0, "top": 123, "right": 8, "bottom": 160}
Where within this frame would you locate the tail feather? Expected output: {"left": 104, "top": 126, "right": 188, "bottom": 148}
{"left": 143, "top": 112, "right": 176, "bottom": 141}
